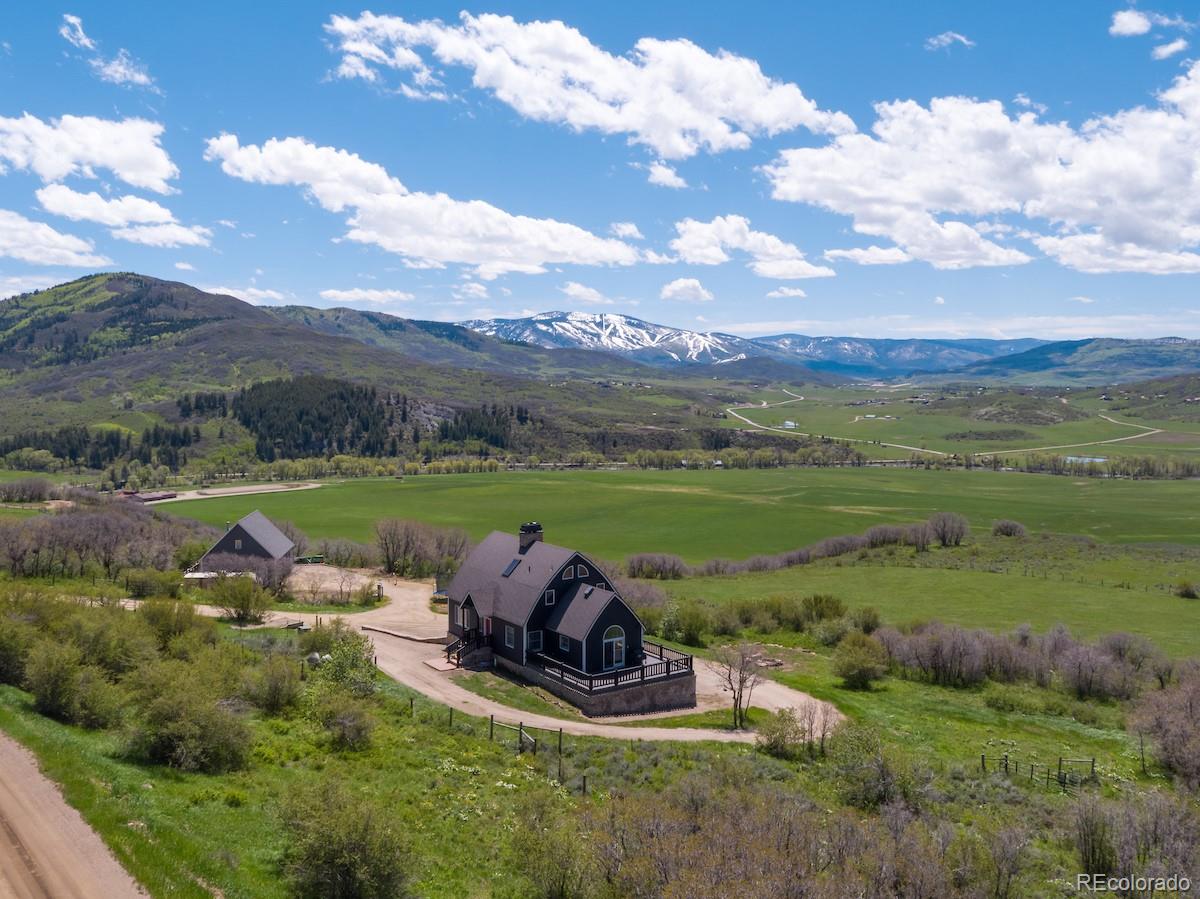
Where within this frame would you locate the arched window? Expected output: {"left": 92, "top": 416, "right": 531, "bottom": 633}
{"left": 602, "top": 625, "right": 625, "bottom": 670}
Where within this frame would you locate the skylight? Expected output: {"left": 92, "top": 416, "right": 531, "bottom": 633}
{"left": 502, "top": 558, "right": 520, "bottom": 577}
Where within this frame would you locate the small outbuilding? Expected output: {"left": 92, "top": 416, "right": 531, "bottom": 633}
{"left": 197, "top": 510, "right": 294, "bottom": 570}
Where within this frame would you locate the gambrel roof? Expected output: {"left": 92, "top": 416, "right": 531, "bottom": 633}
{"left": 448, "top": 531, "right": 586, "bottom": 623}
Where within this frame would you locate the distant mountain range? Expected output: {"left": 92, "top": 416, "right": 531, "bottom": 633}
{"left": 461, "top": 311, "right": 1049, "bottom": 377}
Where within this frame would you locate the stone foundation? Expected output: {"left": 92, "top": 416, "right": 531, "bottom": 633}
{"left": 495, "top": 656, "right": 696, "bottom": 717}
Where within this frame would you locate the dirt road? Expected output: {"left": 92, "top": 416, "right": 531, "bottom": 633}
{"left": 151, "top": 482, "right": 322, "bottom": 504}
{"left": 178, "top": 565, "right": 838, "bottom": 743}
{"left": 0, "top": 735, "right": 143, "bottom": 899}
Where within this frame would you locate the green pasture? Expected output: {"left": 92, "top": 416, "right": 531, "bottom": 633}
{"left": 166, "top": 468, "right": 1200, "bottom": 562}
{"left": 667, "top": 562, "right": 1200, "bottom": 657}
{"left": 733, "top": 393, "right": 1137, "bottom": 455}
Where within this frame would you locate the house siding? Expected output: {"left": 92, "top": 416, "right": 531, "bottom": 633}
{"left": 204, "top": 525, "right": 271, "bottom": 561}
{"left": 526, "top": 552, "right": 615, "bottom": 670}
{"left": 492, "top": 617, "right": 524, "bottom": 666}
{"left": 583, "top": 599, "right": 643, "bottom": 674}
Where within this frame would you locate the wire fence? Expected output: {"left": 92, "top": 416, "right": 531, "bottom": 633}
{"left": 981, "top": 753, "right": 1098, "bottom": 794}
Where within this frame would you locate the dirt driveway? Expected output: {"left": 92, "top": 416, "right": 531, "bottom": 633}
{"left": 151, "top": 482, "right": 322, "bottom": 504}
{"left": 146, "top": 565, "right": 839, "bottom": 743}
{"left": 0, "top": 734, "right": 143, "bottom": 899}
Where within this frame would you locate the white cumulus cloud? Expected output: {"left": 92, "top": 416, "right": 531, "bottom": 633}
{"left": 610, "top": 222, "right": 644, "bottom": 240}
{"left": 660, "top": 277, "right": 713, "bottom": 302}
{"left": 35, "top": 184, "right": 173, "bottom": 227}
{"left": 58, "top": 14, "right": 157, "bottom": 91}
{"left": 174, "top": 262, "right": 195, "bottom": 271}
{"left": 0, "top": 113, "right": 177, "bottom": 193}
{"left": 766, "top": 286, "right": 807, "bottom": 298}
{"left": 203, "top": 285, "right": 286, "bottom": 304}
{"left": 763, "top": 62, "right": 1200, "bottom": 274}
{"left": 204, "top": 133, "right": 639, "bottom": 279}
{"left": 323, "top": 11, "right": 853, "bottom": 162}
{"left": 670, "top": 215, "right": 835, "bottom": 279}
{"left": 823, "top": 245, "right": 912, "bottom": 265}
{"left": 1153, "top": 38, "right": 1189, "bottom": 60}
{"left": 111, "top": 223, "right": 212, "bottom": 248}
{"left": 644, "top": 162, "right": 687, "bottom": 189}
{"left": 319, "top": 288, "right": 415, "bottom": 304}
{"left": 0, "top": 209, "right": 110, "bottom": 266}
{"left": 559, "top": 281, "right": 613, "bottom": 305}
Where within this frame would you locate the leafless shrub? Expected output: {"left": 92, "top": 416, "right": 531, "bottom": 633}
{"left": 992, "top": 519, "right": 1028, "bottom": 538}
{"left": 625, "top": 552, "right": 690, "bottom": 579}
{"left": 928, "top": 512, "right": 969, "bottom": 547}
{"left": 374, "top": 519, "right": 469, "bottom": 578}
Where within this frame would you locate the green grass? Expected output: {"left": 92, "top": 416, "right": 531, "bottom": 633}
{"left": 166, "top": 468, "right": 1200, "bottom": 563}
{"left": 0, "top": 680, "right": 575, "bottom": 898}
{"left": 729, "top": 385, "right": 1167, "bottom": 455}
{"left": 773, "top": 647, "right": 1147, "bottom": 790}
{"left": 668, "top": 561, "right": 1200, "bottom": 657}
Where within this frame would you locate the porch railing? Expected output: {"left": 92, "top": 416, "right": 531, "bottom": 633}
{"left": 528, "top": 643, "right": 692, "bottom": 695}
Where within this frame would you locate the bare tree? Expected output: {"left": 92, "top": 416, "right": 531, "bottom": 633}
{"left": 928, "top": 512, "right": 969, "bottom": 547}
{"left": 709, "top": 642, "right": 763, "bottom": 730}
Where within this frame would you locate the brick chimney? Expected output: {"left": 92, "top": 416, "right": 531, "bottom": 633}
{"left": 518, "top": 521, "right": 544, "bottom": 554}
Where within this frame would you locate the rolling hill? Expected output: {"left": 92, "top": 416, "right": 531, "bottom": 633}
{"left": 942, "top": 338, "right": 1200, "bottom": 385}
{"left": 461, "top": 310, "right": 1047, "bottom": 376}
{"left": 0, "top": 275, "right": 730, "bottom": 443}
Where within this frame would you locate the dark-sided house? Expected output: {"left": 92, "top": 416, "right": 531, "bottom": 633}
{"left": 196, "top": 510, "right": 295, "bottom": 572}
{"left": 446, "top": 523, "right": 695, "bottom": 716}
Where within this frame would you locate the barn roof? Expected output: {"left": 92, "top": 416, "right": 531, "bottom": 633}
{"left": 233, "top": 510, "right": 294, "bottom": 560}
{"left": 448, "top": 531, "right": 576, "bottom": 623}
{"left": 544, "top": 583, "right": 621, "bottom": 641}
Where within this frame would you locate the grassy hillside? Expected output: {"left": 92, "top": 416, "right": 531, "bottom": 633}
{"left": 944, "top": 337, "right": 1200, "bottom": 385}
{"left": 0, "top": 275, "right": 742, "bottom": 452}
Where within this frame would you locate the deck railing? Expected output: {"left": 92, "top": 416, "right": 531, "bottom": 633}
{"left": 529, "top": 643, "right": 692, "bottom": 695}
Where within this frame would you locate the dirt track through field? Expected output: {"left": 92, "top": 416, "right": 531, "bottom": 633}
{"left": 0, "top": 735, "right": 143, "bottom": 899}
{"left": 150, "top": 482, "right": 322, "bottom": 504}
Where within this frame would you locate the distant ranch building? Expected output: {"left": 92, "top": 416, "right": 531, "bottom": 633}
{"left": 189, "top": 510, "right": 295, "bottom": 585}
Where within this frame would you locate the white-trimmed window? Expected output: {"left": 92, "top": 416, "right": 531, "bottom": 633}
{"left": 564, "top": 565, "right": 575, "bottom": 579}
{"left": 528, "top": 630, "right": 542, "bottom": 652}
{"left": 233, "top": 539, "right": 243, "bottom": 551}
{"left": 577, "top": 564, "right": 589, "bottom": 577}
{"left": 559, "top": 634, "right": 570, "bottom": 652}
{"left": 596, "top": 582, "right": 606, "bottom": 591}
{"left": 544, "top": 590, "right": 556, "bottom": 606}
{"left": 504, "top": 625, "right": 515, "bottom": 649}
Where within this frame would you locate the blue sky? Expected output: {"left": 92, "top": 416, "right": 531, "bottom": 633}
{"left": 3, "top": 2, "right": 1200, "bottom": 338}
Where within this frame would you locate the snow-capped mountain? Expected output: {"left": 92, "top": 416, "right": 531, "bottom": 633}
{"left": 461, "top": 311, "right": 760, "bottom": 365}
{"left": 460, "top": 311, "right": 1048, "bottom": 376}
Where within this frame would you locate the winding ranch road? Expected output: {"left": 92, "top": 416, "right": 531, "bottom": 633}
{"left": 0, "top": 735, "right": 143, "bottom": 899}
{"left": 726, "top": 390, "right": 948, "bottom": 457}
{"left": 188, "top": 566, "right": 838, "bottom": 744}
{"left": 151, "top": 481, "right": 323, "bottom": 504}
{"left": 729, "top": 390, "right": 1172, "bottom": 460}
{"left": 970, "top": 414, "right": 1164, "bottom": 457}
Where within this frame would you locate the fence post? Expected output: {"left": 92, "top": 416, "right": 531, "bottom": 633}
{"left": 582, "top": 774, "right": 587, "bottom": 795}
{"left": 490, "top": 715, "right": 494, "bottom": 741}
{"left": 449, "top": 707, "right": 453, "bottom": 729}
{"left": 558, "top": 728, "right": 563, "bottom": 756}
{"left": 517, "top": 722, "right": 522, "bottom": 753}
{"left": 981, "top": 754, "right": 986, "bottom": 773}
{"left": 1058, "top": 757, "right": 1064, "bottom": 784}
{"left": 409, "top": 697, "right": 414, "bottom": 717}
{"left": 1003, "top": 754, "right": 1009, "bottom": 775}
